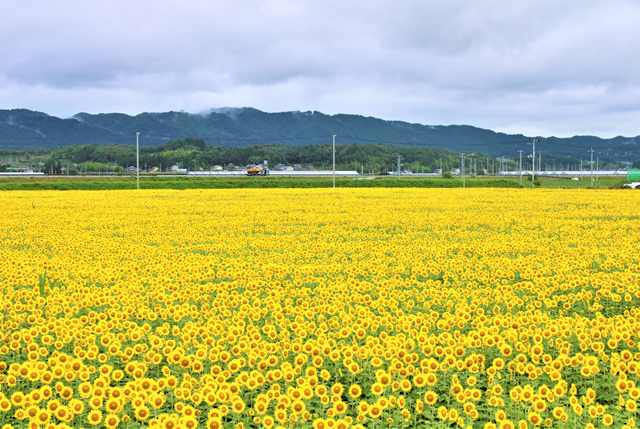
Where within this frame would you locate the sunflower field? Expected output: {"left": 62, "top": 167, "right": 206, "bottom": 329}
{"left": 1, "top": 188, "right": 639, "bottom": 429}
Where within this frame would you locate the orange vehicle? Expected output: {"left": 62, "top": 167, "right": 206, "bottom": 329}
{"left": 246, "top": 167, "right": 268, "bottom": 176}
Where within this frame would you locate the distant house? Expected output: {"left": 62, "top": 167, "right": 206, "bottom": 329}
{"left": 127, "top": 166, "right": 138, "bottom": 173}
{"left": 149, "top": 167, "right": 159, "bottom": 173}
{"left": 212, "top": 165, "right": 223, "bottom": 171}
{"left": 451, "top": 168, "right": 460, "bottom": 175}
{"left": 305, "top": 165, "right": 316, "bottom": 171}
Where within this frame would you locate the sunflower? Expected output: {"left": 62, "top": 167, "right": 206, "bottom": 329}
{"left": 426, "top": 373, "right": 437, "bottom": 386}
{"left": 312, "top": 418, "right": 327, "bottom": 429}
{"left": 87, "top": 410, "right": 103, "bottom": 426}
{"left": 413, "top": 373, "right": 427, "bottom": 388}
{"left": 10, "top": 392, "right": 25, "bottom": 407}
{"left": 262, "top": 416, "right": 275, "bottom": 428}
{"left": 499, "top": 420, "right": 515, "bottom": 429}
{"left": 528, "top": 412, "right": 542, "bottom": 426}
{"left": 371, "top": 382, "right": 384, "bottom": 396}
{"left": 0, "top": 398, "right": 11, "bottom": 412}
{"left": 291, "top": 399, "right": 306, "bottom": 415}
{"left": 438, "top": 406, "right": 448, "bottom": 421}
{"left": 532, "top": 399, "right": 547, "bottom": 413}
{"left": 206, "top": 417, "right": 223, "bottom": 429}
{"left": 348, "top": 384, "right": 362, "bottom": 399}
{"left": 35, "top": 409, "right": 51, "bottom": 426}
{"left": 424, "top": 391, "right": 438, "bottom": 405}
{"left": 134, "top": 406, "right": 151, "bottom": 421}
{"left": 54, "top": 406, "right": 72, "bottom": 423}
{"left": 448, "top": 408, "right": 459, "bottom": 422}
{"left": 369, "top": 405, "right": 382, "bottom": 419}
{"left": 232, "top": 399, "right": 246, "bottom": 415}
{"left": 104, "top": 413, "right": 120, "bottom": 429}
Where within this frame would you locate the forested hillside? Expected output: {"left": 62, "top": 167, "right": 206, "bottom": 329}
{"left": 1, "top": 108, "right": 638, "bottom": 163}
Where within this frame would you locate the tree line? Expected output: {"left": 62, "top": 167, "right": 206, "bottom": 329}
{"left": 4, "top": 139, "right": 482, "bottom": 173}
{"left": 2, "top": 138, "right": 623, "bottom": 174}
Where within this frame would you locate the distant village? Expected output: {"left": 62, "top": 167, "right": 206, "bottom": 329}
{"left": 130, "top": 162, "right": 318, "bottom": 174}
{"left": 0, "top": 159, "right": 320, "bottom": 174}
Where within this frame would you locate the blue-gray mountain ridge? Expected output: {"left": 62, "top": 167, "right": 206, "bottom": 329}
{"left": 0, "top": 108, "right": 637, "bottom": 162}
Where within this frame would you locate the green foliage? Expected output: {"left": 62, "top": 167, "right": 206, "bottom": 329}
{"left": 441, "top": 171, "right": 453, "bottom": 179}
{"left": 526, "top": 174, "right": 542, "bottom": 187}
{"left": 476, "top": 168, "right": 485, "bottom": 175}
{"left": 633, "top": 159, "right": 640, "bottom": 169}
{"left": 43, "top": 157, "right": 62, "bottom": 174}
{"left": 38, "top": 271, "right": 47, "bottom": 298}
{"left": 0, "top": 177, "right": 524, "bottom": 191}
{"left": 38, "top": 140, "right": 476, "bottom": 174}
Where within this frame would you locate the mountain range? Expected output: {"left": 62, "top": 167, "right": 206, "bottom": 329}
{"left": 1, "top": 107, "right": 638, "bottom": 163}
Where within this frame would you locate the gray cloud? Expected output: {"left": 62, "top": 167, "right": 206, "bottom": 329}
{"left": 1, "top": 0, "right": 639, "bottom": 137}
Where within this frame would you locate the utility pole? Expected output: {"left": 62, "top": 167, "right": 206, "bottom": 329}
{"left": 589, "top": 147, "right": 594, "bottom": 187}
{"left": 538, "top": 152, "right": 542, "bottom": 174}
{"left": 460, "top": 153, "right": 472, "bottom": 188}
{"left": 518, "top": 150, "right": 523, "bottom": 185}
{"left": 136, "top": 132, "right": 140, "bottom": 190}
{"left": 397, "top": 156, "right": 403, "bottom": 180}
{"left": 332, "top": 135, "right": 336, "bottom": 188}
{"left": 529, "top": 138, "right": 538, "bottom": 189}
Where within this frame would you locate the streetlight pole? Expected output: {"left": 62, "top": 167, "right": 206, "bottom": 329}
{"left": 136, "top": 132, "right": 140, "bottom": 190}
{"left": 332, "top": 135, "right": 336, "bottom": 188}
{"left": 460, "top": 153, "right": 473, "bottom": 188}
{"left": 589, "top": 147, "right": 594, "bottom": 187}
{"left": 529, "top": 138, "right": 538, "bottom": 189}
{"left": 518, "top": 150, "right": 523, "bottom": 186}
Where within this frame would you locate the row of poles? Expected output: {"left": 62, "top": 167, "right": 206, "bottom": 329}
{"left": 135, "top": 134, "right": 598, "bottom": 190}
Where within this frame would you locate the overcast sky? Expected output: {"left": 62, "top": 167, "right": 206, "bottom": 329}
{"left": 1, "top": 0, "right": 639, "bottom": 138}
